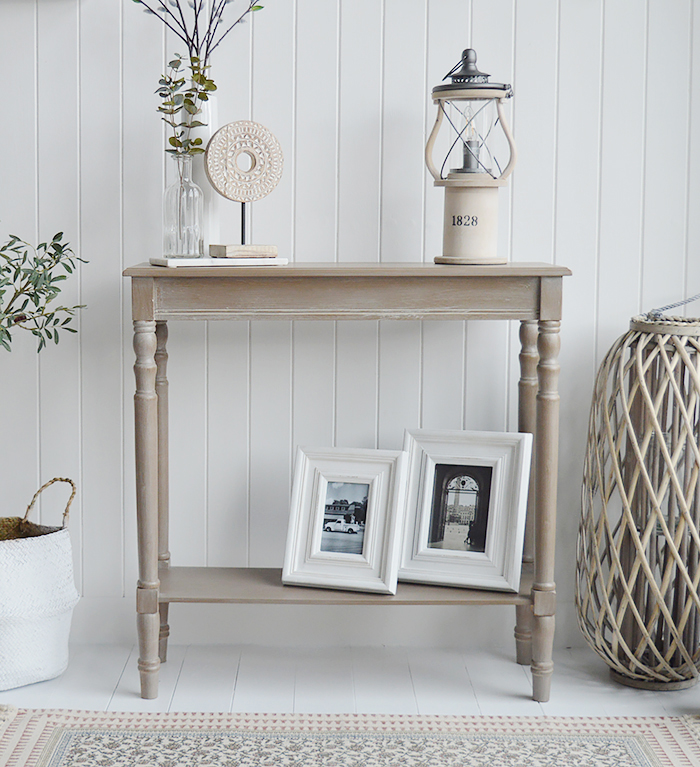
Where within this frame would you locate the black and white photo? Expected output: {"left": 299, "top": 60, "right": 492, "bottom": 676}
{"left": 321, "top": 481, "right": 368, "bottom": 555}
{"left": 399, "top": 429, "right": 532, "bottom": 592}
{"left": 282, "top": 447, "right": 407, "bottom": 594}
{"left": 429, "top": 464, "right": 492, "bottom": 553}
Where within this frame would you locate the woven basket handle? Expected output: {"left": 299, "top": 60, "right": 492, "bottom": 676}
{"left": 22, "top": 477, "right": 76, "bottom": 528}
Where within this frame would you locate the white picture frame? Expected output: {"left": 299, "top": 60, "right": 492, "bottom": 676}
{"left": 282, "top": 447, "right": 408, "bottom": 595}
{"left": 399, "top": 429, "right": 532, "bottom": 592}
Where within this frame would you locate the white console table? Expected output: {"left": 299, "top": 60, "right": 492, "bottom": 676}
{"left": 124, "top": 261, "right": 570, "bottom": 701}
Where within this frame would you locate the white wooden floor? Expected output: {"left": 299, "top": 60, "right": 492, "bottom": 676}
{"left": 1, "top": 645, "right": 699, "bottom": 717}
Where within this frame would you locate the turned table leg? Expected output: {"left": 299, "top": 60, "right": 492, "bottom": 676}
{"left": 531, "top": 319, "right": 560, "bottom": 702}
{"left": 134, "top": 320, "right": 161, "bottom": 699}
{"left": 515, "top": 320, "right": 538, "bottom": 666}
{"left": 155, "top": 321, "right": 170, "bottom": 664}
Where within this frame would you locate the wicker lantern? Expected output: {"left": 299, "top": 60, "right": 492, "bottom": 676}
{"left": 576, "top": 315, "right": 700, "bottom": 689}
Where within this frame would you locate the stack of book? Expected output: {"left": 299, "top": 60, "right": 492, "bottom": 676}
{"left": 150, "top": 244, "right": 287, "bottom": 268}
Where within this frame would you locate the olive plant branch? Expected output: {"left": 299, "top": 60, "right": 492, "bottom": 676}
{"left": 9, "top": 307, "right": 79, "bottom": 332}
{"left": 0, "top": 233, "right": 85, "bottom": 352}
{"left": 1, "top": 244, "right": 79, "bottom": 316}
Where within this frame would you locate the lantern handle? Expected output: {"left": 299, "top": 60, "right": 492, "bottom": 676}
{"left": 425, "top": 103, "right": 444, "bottom": 182}
{"left": 646, "top": 292, "right": 700, "bottom": 319}
{"left": 496, "top": 99, "right": 517, "bottom": 180}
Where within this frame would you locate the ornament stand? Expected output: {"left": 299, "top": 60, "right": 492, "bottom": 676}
{"left": 149, "top": 120, "right": 285, "bottom": 268}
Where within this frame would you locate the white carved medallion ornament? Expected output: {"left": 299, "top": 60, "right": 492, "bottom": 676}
{"left": 204, "top": 120, "right": 283, "bottom": 203}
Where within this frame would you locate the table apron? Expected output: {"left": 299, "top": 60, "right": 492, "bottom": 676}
{"left": 131, "top": 275, "right": 550, "bottom": 322}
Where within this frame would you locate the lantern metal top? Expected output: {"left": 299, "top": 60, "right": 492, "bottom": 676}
{"left": 433, "top": 48, "right": 512, "bottom": 99}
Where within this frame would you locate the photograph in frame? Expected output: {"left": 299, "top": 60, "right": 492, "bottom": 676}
{"left": 282, "top": 447, "right": 407, "bottom": 594}
{"left": 399, "top": 429, "right": 532, "bottom": 592}
{"left": 320, "top": 481, "right": 368, "bottom": 555}
{"left": 428, "top": 464, "right": 492, "bottom": 553}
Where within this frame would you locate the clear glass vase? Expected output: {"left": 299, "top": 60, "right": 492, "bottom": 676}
{"left": 163, "top": 154, "right": 204, "bottom": 257}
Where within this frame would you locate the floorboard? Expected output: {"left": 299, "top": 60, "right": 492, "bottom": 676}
{"left": 407, "top": 648, "right": 480, "bottom": 715}
{"left": 230, "top": 646, "right": 296, "bottom": 714}
{"left": 0, "top": 644, "right": 698, "bottom": 715}
{"left": 168, "top": 645, "right": 241, "bottom": 713}
{"left": 107, "top": 645, "right": 187, "bottom": 713}
{"left": 351, "top": 646, "right": 418, "bottom": 715}
{"left": 293, "top": 647, "right": 355, "bottom": 713}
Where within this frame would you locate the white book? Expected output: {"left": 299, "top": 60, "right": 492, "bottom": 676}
{"left": 150, "top": 256, "right": 288, "bottom": 268}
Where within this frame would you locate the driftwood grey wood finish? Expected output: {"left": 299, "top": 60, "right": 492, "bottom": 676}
{"left": 124, "top": 261, "right": 570, "bottom": 701}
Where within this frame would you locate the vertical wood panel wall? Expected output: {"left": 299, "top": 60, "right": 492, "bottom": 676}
{"left": 1, "top": 0, "right": 698, "bottom": 648}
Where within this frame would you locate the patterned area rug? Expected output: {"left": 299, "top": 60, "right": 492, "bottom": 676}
{"left": 2, "top": 705, "right": 700, "bottom": 766}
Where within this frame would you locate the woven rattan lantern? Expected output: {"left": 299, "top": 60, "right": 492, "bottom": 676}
{"left": 576, "top": 314, "right": 700, "bottom": 689}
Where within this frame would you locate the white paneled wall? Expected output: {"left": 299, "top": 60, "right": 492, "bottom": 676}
{"left": 1, "top": 0, "right": 699, "bottom": 649}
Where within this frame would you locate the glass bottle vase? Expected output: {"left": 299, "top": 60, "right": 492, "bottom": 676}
{"left": 163, "top": 154, "right": 204, "bottom": 257}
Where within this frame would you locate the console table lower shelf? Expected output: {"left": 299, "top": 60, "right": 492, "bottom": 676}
{"left": 158, "top": 566, "right": 534, "bottom": 605}
{"left": 155, "top": 566, "right": 536, "bottom": 697}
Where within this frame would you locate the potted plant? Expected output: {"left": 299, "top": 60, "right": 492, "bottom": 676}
{"left": 0, "top": 231, "right": 83, "bottom": 689}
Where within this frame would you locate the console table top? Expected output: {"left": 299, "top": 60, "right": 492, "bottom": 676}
{"left": 124, "top": 261, "right": 571, "bottom": 323}
{"left": 123, "top": 261, "right": 572, "bottom": 279}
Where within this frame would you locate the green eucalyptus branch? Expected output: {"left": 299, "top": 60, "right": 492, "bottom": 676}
{"left": 0, "top": 233, "right": 86, "bottom": 352}
{"left": 156, "top": 54, "right": 215, "bottom": 156}
{"left": 131, "top": 0, "right": 263, "bottom": 155}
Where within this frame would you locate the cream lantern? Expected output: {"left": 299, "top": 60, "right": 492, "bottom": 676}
{"left": 426, "top": 49, "right": 516, "bottom": 265}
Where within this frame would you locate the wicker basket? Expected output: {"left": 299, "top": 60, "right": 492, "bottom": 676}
{"left": 0, "top": 478, "right": 80, "bottom": 691}
{"left": 576, "top": 316, "right": 700, "bottom": 689}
